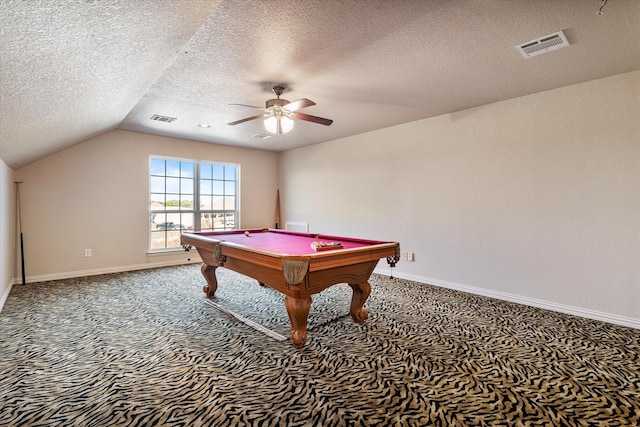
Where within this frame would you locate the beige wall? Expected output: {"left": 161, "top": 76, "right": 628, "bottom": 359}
{"left": 14, "top": 130, "right": 279, "bottom": 280}
{"left": 279, "top": 70, "right": 640, "bottom": 326}
{"left": 0, "top": 158, "right": 16, "bottom": 307}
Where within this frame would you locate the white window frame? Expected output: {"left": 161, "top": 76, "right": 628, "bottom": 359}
{"left": 149, "top": 156, "right": 239, "bottom": 252}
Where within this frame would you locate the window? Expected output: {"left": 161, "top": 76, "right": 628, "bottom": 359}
{"left": 149, "top": 157, "right": 238, "bottom": 251}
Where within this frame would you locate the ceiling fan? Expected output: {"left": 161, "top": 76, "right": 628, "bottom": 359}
{"left": 228, "top": 85, "right": 333, "bottom": 134}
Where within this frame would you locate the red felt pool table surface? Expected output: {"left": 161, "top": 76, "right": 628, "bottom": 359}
{"left": 181, "top": 228, "right": 400, "bottom": 348}
{"left": 202, "top": 229, "right": 380, "bottom": 255}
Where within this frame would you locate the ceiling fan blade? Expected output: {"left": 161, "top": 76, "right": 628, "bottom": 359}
{"left": 284, "top": 98, "right": 316, "bottom": 112}
{"left": 228, "top": 113, "right": 265, "bottom": 125}
{"left": 229, "top": 103, "right": 265, "bottom": 109}
{"left": 293, "top": 112, "right": 333, "bottom": 126}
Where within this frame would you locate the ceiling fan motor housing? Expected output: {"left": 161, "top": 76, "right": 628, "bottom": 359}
{"left": 266, "top": 98, "right": 290, "bottom": 108}
{"left": 267, "top": 85, "right": 289, "bottom": 108}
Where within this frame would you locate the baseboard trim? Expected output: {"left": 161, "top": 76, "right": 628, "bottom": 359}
{"left": 12, "top": 259, "right": 200, "bottom": 285}
{"left": 0, "top": 280, "right": 13, "bottom": 313}
{"left": 375, "top": 269, "right": 640, "bottom": 330}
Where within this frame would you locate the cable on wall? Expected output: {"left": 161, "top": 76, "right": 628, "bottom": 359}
{"left": 597, "top": 0, "right": 609, "bottom": 15}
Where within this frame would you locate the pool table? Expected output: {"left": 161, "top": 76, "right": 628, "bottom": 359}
{"left": 181, "top": 228, "right": 400, "bottom": 348}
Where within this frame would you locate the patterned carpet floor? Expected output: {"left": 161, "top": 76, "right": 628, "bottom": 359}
{"left": 0, "top": 264, "right": 639, "bottom": 426}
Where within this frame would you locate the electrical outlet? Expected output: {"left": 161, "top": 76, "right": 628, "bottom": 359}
{"left": 402, "top": 251, "right": 415, "bottom": 261}
{"left": 84, "top": 249, "right": 92, "bottom": 257}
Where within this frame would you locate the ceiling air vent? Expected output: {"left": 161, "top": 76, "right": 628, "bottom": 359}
{"left": 516, "top": 30, "right": 569, "bottom": 58}
{"left": 150, "top": 114, "right": 177, "bottom": 123}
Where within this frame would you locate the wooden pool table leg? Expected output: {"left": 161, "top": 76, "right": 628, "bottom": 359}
{"left": 284, "top": 295, "right": 312, "bottom": 349}
{"left": 348, "top": 281, "right": 371, "bottom": 323}
{"left": 200, "top": 264, "right": 218, "bottom": 298}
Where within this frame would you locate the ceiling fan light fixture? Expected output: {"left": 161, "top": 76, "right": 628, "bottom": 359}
{"left": 264, "top": 110, "right": 294, "bottom": 134}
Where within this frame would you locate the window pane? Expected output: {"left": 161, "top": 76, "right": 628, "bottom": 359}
{"left": 150, "top": 176, "right": 164, "bottom": 193}
{"left": 224, "top": 212, "right": 235, "bottom": 229}
{"left": 213, "top": 165, "right": 224, "bottom": 180}
{"left": 224, "top": 181, "right": 235, "bottom": 196}
{"left": 166, "top": 177, "right": 180, "bottom": 193}
{"left": 180, "top": 195, "right": 193, "bottom": 210}
{"left": 213, "top": 181, "right": 224, "bottom": 194}
{"left": 224, "top": 165, "right": 236, "bottom": 180}
{"left": 166, "top": 230, "right": 181, "bottom": 248}
{"left": 166, "top": 161, "right": 181, "bottom": 177}
{"left": 150, "top": 230, "right": 167, "bottom": 250}
{"left": 212, "top": 212, "right": 224, "bottom": 229}
{"left": 181, "top": 178, "right": 193, "bottom": 194}
{"left": 178, "top": 213, "right": 193, "bottom": 231}
{"left": 200, "top": 213, "right": 213, "bottom": 231}
{"left": 150, "top": 194, "right": 165, "bottom": 208}
{"left": 200, "top": 195, "right": 212, "bottom": 210}
{"left": 152, "top": 212, "right": 168, "bottom": 230}
{"left": 166, "top": 212, "right": 181, "bottom": 225}
{"left": 201, "top": 164, "right": 212, "bottom": 179}
{"left": 225, "top": 196, "right": 235, "bottom": 210}
{"left": 200, "top": 179, "right": 212, "bottom": 195}
{"left": 181, "top": 162, "right": 194, "bottom": 178}
{"left": 165, "top": 198, "right": 181, "bottom": 210}
{"left": 150, "top": 159, "right": 165, "bottom": 176}
{"left": 212, "top": 196, "right": 225, "bottom": 210}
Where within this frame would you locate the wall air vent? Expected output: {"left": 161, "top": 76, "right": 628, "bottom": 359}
{"left": 150, "top": 114, "right": 177, "bottom": 123}
{"left": 516, "top": 30, "right": 569, "bottom": 58}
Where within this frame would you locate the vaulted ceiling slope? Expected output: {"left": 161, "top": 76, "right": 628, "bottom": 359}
{"left": 1, "top": 0, "right": 639, "bottom": 169}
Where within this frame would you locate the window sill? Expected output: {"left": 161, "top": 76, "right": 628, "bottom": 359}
{"left": 147, "top": 249, "right": 186, "bottom": 256}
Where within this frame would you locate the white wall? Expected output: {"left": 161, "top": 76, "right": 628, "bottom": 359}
{"left": 279, "top": 70, "right": 640, "bottom": 327}
{"left": 14, "top": 130, "right": 279, "bottom": 281}
{"left": 0, "top": 158, "right": 16, "bottom": 309}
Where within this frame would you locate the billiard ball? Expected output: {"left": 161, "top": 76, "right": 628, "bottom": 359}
{"left": 244, "top": 231, "right": 250, "bottom": 236}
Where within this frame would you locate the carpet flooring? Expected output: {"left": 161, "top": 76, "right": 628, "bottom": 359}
{"left": 0, "top": 264, "right": 638, "bottom": 426}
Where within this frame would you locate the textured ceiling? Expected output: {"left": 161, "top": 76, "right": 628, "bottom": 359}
{"left": 1, "top": 0, "right": 639, "bottom": 169}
